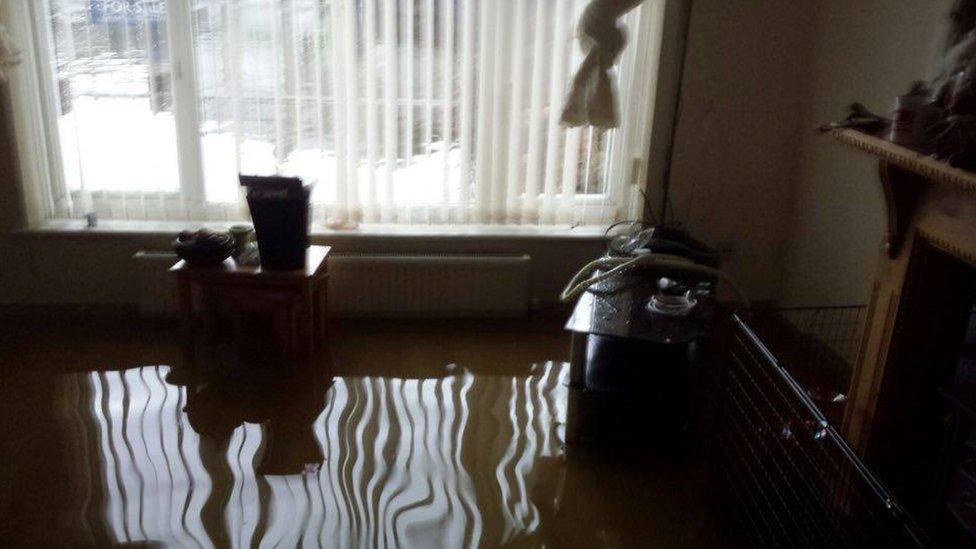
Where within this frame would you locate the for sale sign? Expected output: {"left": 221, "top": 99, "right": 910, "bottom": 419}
{"left": 90, "top": 0, "right": 166, "bottom": 24}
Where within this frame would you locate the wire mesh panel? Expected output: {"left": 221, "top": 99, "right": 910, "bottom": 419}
{"left": 739, "top": 306, "right": 867, "bottom": 424}
{"left": 768, "top": 306, "right": 867, "bottom": 366}
{"left": 717, "top": 313, "right": 927, "bottom": 548}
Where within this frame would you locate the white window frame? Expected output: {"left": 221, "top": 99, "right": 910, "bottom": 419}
{"left": 6, "top": 0, "right": 669, "bottom": 228}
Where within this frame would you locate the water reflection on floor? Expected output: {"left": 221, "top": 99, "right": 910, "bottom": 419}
{"left": 1, "top": 320, "right": 722, "bottom": 547}
{"left": 85, "top": 363, "right": 566, "bottom": 548}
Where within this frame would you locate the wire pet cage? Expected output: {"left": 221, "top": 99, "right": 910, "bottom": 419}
{"left": 716, "top": 310, "right": 928, "bottom": 547}
{"left": 737, "top": 306, "right": 868, "bottom": 424}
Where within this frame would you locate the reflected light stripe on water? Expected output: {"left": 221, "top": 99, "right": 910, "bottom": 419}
{"left": 285, "top": 474, "right": 311, "bottom": 547}
{"left": 320, "top": 372, "right": 350, "bottom": 547}
{"left": 86, "top": 362, "right": 567, "bottom": 548}
{"left": 367, "top": 377, "right": 399, "bottom": 549}
{"left": 139, "top": 367, "right": 170, "bottom": 540}
{"left": 349, "top": 373, "right": 377, "bottom": 545}
{"left": 226, "top": 423, "right": 263, "bottom": 549}
{"left": 376, "top": 377, "right": 412, "bottom": 548}
{"left": 114, "top": 370, "right": 147, "bottom": 541}
{"left": 178, "top": 379, "right": 214, "bottom": 549}
{"left": 495, "top": 376, "right": 523, "bottom": 543}
{"left": 337, "top": 373, "right": 366, "bottom": 542}
{"left": 517, "top": 370, "right": 541, "bottom": 531}
{"left": 90, "top": 372, "right": 127, "bottom": 542}
{"left": 389, "top": 379, "right": 439, "bottom": 545}
{"left": 437, "top": 375, "right": 465, "bottom": 548}
{"left": 147, "top": 367, "right": 185, "bottom": 548}
{"left": 157, "top": 372, "right": 199, "bottom": 549}
{"left": 454, "top": 371, "right": 483, "bottom": 546}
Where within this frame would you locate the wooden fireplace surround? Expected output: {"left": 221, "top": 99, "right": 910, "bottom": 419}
{"left": 830, "top": 130, "right": 976, "bottom": 454}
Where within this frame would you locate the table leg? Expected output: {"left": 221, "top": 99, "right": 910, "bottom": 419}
{"left": 316, "top": 275, "right": 329, "bottom": 345}
{"left": 167, "top": 275, "right": 196, "bottom": 386}
{"left": 301, "top": 280, "right": 315, "bottom": 361}
{"left": 199, "top": 284, "right": 218, "bottom": 378}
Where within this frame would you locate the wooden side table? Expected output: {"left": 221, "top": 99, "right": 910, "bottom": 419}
{"left": 169, "top": 246, "right": 331, "bottom": 382}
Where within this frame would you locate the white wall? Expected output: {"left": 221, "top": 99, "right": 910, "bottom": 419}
{"left": 781, "top": 0, "right": 953, "bottom": 306}
{"left": 0, "top": 98, "right": 32, "bottom": 306}
{"left": 667, "top": 0, "right": 957, "bottom": 306}
{"left": 666, "top": 0, "right": 817, "bottom": 301}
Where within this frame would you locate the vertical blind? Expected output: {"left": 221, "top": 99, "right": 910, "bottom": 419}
{"left": 21, "top": 0, "right": 661, "bottom": 226}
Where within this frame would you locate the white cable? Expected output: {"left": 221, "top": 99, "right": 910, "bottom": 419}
{"left": 559, "top": 252, "right": 750, "bottom": 306}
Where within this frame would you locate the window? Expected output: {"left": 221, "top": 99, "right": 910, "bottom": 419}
{"left": 11, "top": 0, "right": 665, "bottom": 227}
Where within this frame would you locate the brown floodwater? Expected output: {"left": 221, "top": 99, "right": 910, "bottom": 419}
{"left": 0, "top": 319, "right": 723, "bottom": 547}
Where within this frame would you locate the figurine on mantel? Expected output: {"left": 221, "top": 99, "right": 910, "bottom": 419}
{"left": 821, "top": 0, "right": 976, "bottom": 171}
{"left": 930, "top": 0, "right": 976, "bottom": 169}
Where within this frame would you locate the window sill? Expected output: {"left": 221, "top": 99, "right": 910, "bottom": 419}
{"left": 17, "top": 219, "right": 609, "bottom": 241}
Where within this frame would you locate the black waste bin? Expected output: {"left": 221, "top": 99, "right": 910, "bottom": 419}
{"left": 240, "top": 175, "right": 312, "bottom": 270}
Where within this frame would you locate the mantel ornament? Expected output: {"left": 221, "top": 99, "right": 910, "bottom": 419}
{"left": 821, "top": 0, "right": 976, "bottom": 170}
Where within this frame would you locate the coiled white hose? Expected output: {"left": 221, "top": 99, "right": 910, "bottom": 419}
{"left": 559, "top": 253, "right": 750, "bottom": 306}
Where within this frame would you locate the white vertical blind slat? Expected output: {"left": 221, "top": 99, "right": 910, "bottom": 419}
{"left": 382, "top": 0, "right": 399, "bottom": 222}
{"left": 229, "top": 0, "right": 244, "bottom": 177}
{"left": 342, "top": 0, "right": 360, "bottom": 220}
{"left": 330, "top": 0, "right": 349, "bottom": 221}
{"left": 472, "top": 0, "right": 494, "bottom": 224}
{"left": 540, "top": 0, "right": 571, "bottom": 225}
{"left": 457, "top": 0, "right": 476, "bottom": 224}
{"left": 290, "top": 0, "right": 302, "bottom": 153}
{"left": 487, "top": 0, "right": 510, "bottom": 224}
{"left": 135, "top": 0, "right": 156, "bottom": 218}
{"left": 522, "top": 0, "right": 549, "bottom": 224}
{"left": 559, "top": 0, "right": 587, "bottom": 224}
{"left": 364, "top": 0, "right": 380, "bottom": 222}
{"left": 120, "top": 6, "right": 136, "bottom": 219}
{"left": 560, "top": 128, "right": 581, "bottom": 224}
{"left": 313, "top": 0, "right": 327, "bottom": 216}
{"left": 423, "top": 0, "right": 435, "bottom": 155}
{"left": 270, "top": 0, "right": 285, "bottom": 167}
{"left": 504, "top": 0, "right": 528, "bottom": 225}
{"left": 402, "top": 0, "right": 415, "bottom": 165}
{"left": 439, "top": 0, "right": 454, "bottom": 223}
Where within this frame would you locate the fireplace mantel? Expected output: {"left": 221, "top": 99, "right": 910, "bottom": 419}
{"left": 831, "top": 130, "right": 976, "bottom": 259}
{"left": 830, "top": 130, "right": 976, "bottom": 454}
{"left": 830, "top": 130, "right": 976, "bottom": 191}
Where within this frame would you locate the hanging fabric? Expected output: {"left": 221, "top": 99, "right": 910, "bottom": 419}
{"left": 561, "top": 0, "right": 644, "bottom": 129}
{"left": 0, "top": 1, "right": 22, "bottom": 82}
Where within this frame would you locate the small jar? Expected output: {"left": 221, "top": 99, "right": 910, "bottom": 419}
{"left": 889, "top": 92, "right": 940, "bottom": 151}
{"left": 229, "top": 224, "right": 255, "bottom": 261}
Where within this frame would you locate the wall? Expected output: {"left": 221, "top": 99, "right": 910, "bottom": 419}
{"left": 781, "top": 0, "right": 953, "bottom": 306}
{"left": 0, "top": 91, "right": 32, "bottom": 305}
{"left": 665, "top": 0, "right": 817, "bottom": 301}
{"left": 667, "top": 0, "right": 958, "bottom": 306}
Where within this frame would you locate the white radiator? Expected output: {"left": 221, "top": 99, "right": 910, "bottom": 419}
{"left": 327, "top": 254, "right": 531, "bottom": 318}
{"left": 133, "top": 251, "right": 532, "bottom": 319}
{"left": 132, "top": 251, "right": 180, "bottom": 318}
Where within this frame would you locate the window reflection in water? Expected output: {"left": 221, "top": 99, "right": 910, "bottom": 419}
{"left": 86, "top": 362, "right": 566, "bottom": 547}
